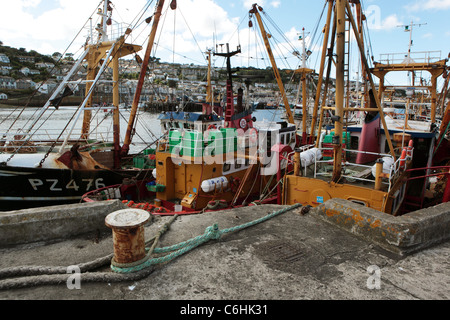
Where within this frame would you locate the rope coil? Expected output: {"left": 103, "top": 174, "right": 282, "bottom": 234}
{"left": 0, "top": 203, "right": 302, "bottom": 289}
{"left": 111, "top": 203, "right": 302, "bottom": 274}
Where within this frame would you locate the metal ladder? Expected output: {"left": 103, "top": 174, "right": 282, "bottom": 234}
{"left": 344, "top": 12, "right": 351, "bottom": 110}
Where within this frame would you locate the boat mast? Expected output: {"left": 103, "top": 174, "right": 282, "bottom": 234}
{"left": 332, "top": 0, "right": 346, "bottom": 182}
{"left": 310, "top": 0, "right": 334, "bottom": 144}
{"left": 354, "top": 0, "right": 369, "bottom": 108}
{"left": 324, "top": 0, "right": 397, "bottom": 181}
{"left": 249, "top": 4, "right": 295, "bottom": 124}
{"left": 400, "top": 21, "right": 427, "bottom": 65}
{"left": 100, "top": 0, "right": 110, "bottom": 42}
{"left": 295, "top": 28, "right": 314, "bottom": 145}
{"left": 344, "top": 0, "right": 396, "bottom": 159}
{"left": 121, "top": 0, "right": 166, "bottom": 156}
{"left": 81, "top": 0, "right": 113, "bottom": 140}
{"left": 206, "top": 49, "right": 213, "bottom": 106}
{"left": 214, "top": 43, "right": 241, "bottom": 128}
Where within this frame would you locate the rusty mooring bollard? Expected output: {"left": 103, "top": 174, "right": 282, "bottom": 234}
{"left": 105, "top": 208, "right": 151, "bottom": 264}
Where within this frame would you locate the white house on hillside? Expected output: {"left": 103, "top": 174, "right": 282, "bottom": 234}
{"left": 0, "top": 54, "right": 10, "bottom": 64}
{"left": 35, "top": 81, "right": 57, "bottom": 94}
{"left": 20, "top": 67, "right": 40, "bottom": 76}
{"left": 16, "top": 79, "right": 35, "bottom": 90}
{"left": 36, "top": 62, "right": 55, "bottom": 70}
{"left": 0, "top": 76, "right": 16, "bottom": 89}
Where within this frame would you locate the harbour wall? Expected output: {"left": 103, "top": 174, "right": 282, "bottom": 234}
{"left": 0, "top": 200, "right": 127, "bottom": 247}
{"left": 0, "top": 198, "right": 449, "bottom": 256}
{"left": 312, "top": 199, "right": 450, "bottom": 256}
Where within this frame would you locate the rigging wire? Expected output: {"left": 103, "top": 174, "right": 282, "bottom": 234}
{"left": 177, "top": 5, "right": 207, "bottom": 62}
{"left": 307, "top": 1, "right": 327, "bottom": 55}
{"left": 59, "top": 0, "right": 159, "bottom": 144}
{"left": 153, "top": 4, "right": 171, "bottom": 60}
{"left": 1, "top": 1, "right": 104, "bottom": 137}
{"left": 360, "top": 0, "right": 375, "bottom": 67}
{"left": 312, "top": 30, "right": 325, "bottom": 71}
{"left": 249, "top": 9, "right": 301, "bottom": 71}
{"left": 27, "top": 1, "right": 153, "bottom": 148}
{"left": 172, "top": 4, "right": 176, "bottom": 63}
{"left": 260, "top": 9, "right": 299, "bottom": 62}
{"left": 1, "top": 0, "right": 161, "bottom": 162}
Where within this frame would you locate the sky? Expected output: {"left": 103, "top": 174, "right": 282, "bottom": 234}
{"left": 1, "top": 0, "right": 449, "bottom": 87}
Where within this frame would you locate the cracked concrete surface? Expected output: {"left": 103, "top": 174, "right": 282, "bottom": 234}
{"left": 0, "top": 204, "right": 448, "bottom": 301}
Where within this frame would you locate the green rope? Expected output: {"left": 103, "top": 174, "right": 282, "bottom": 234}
{"left": 110, "top": 203, "right": 302, "bottom": 274}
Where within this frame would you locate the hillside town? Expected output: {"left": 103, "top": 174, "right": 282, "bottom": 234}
{"left": 0, "top": 44, "right": 310, "bottom": 110}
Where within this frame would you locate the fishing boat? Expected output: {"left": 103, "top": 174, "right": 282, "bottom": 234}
{"left": 82, "top": 1, "right": 449, "bottom": 216}
{"left": 0, "top": 1, "right": 161, "bottom": 210}
{"left": 82, "top": 2, "right": 309, "bottom": 214}
{"left": 281, "top": 0, "right": 449, "bottom": 215}
{"left": 83, "top": 41, "right": 298, "bottom": 214}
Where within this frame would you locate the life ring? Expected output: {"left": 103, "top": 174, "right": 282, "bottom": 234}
{"left": 239, "top": 118, "right": 247, "bottom": 129}
{"left": 207, "top": 124, "right": 217, "bottom": 130}
{"left": 406, "top": 139, "right": 413, "bottom": 157}
{"left": 399, "top": 148, "right": 407, "bottom": 170}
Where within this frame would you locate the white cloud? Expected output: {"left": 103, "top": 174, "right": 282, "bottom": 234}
{"left": 242, "top": 0, "right": 281, "bottom": 9}
{"left": 150, "top": 0, "right": 240, "bottom": 64}
{"left": 369, "top": 13, "right": 403, "bottom": 31}
{"left": 0, "top": 0, "right": 286, "bottom": 67}
{"left": 243, "top": 0, "right": 265, "bottom": 9}
{"left": 22, "top": 0, "right": 41, "bottom": 7}
{"left": 271, "top": 1, "right": 281, "bottom": 8}
{"left": 409, "top": 0, "right": 450, "bottom": 11}
{"left": 0, "top": 0, "right": 145, "bottom": 54}
{"left": 381, "top": 14, "right": 403, "bottom": 30}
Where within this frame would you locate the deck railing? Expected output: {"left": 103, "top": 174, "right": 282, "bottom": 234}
{"left": 379, "top": 51, "right": 442, "bottom": 65}
{"left": 307, "top": 146, "right": 414, "bottom": 192}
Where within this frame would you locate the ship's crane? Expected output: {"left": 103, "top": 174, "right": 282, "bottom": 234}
{"left": 249, "top": 4, "right": 295, "bottom": 125}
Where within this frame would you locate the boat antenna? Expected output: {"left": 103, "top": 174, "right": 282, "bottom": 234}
{"left": 397, "top": 21, "right": 427, "bottom": 64}
{"left": 397, "top": 20, "right": 427, "bottom": 86}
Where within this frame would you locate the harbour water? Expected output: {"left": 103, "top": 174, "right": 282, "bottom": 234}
{"left": 0, "top": 107, "right": 284, "bottom": 154}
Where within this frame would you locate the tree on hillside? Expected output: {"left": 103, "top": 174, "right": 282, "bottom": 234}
{"left": 64, "top": 53, "right": 74, "bottom": 61}
{"left": 52, "top": 52, "right": 62, "bottom": 60}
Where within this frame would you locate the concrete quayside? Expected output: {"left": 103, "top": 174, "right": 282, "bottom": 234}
{"left": 0, "top": 199, "right": 448, "bottom": 301}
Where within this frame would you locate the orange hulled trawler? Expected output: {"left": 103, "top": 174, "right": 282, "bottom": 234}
{"left": 83, "top": 1, "right": 310, "bottom": 215}
{"left": 83, "top": 42, "right": 298, "bottom": 215}
{"left": 280, "top": 0, "right": 449, "bottom": 215}
{"left": 85, "top": 1, "right": 449, "bottom": 217}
